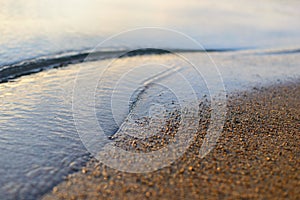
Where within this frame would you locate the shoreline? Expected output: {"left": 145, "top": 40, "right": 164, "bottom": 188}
{"left": 1, "top": 46, "right": 299, "bottom": 84}
{"left": 43, "top": 81, "right": 300, "bottom": 200}
{"left": 0, "top": 48, "right": 235, "bottom": 84}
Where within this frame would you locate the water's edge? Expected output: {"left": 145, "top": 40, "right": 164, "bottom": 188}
{"left": 0, "top": 48, "right": 247, "bottom": 83}
{"left": 2, "top": 47, "right": 299, "bottom": 84}
{"left": 1, "top": 46, "right": 299, "bottom": 200}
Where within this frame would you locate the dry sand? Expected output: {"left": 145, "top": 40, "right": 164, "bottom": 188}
{"left": 43, "top": 81, "right": 300, "bottom": 200}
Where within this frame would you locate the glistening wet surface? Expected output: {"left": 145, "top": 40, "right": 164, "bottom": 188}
{"left": 0, "top": 49, "right": 299, "bottom": 199}
{"left": 0, "top": 66, "right": 90, "bottom": 199}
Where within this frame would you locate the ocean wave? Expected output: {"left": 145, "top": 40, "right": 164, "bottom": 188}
{"left": 0, "top": 48, "right": 243, "bottom": 83}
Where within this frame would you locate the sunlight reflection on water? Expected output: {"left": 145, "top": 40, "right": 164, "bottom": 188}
{"left": 0, "top": 0, "right": 299, "bottom": 66}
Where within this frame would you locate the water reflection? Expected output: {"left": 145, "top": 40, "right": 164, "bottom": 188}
{"left": 0, "top": 0, "right": 300, "bottom": 66}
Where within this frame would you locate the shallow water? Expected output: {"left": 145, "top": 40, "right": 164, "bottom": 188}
{"left": 0, "top": 66, "right": 90, "bottom": 199}
{"left": 0, "top": 49, "right": 300, "bottom": 199}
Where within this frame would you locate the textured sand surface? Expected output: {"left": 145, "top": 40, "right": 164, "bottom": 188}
{"left": 43, "top": 81, "right": 300, "bottom": 200}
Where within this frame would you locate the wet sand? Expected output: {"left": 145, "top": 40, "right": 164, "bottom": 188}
{"left": 43, "top": 81, "right": 300, "bottom": 200}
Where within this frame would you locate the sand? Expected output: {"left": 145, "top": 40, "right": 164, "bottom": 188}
{"left": 43, "top": 81, "right": 300, "bottom": 200}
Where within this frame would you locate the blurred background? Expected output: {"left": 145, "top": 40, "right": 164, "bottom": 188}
{"left": 1, "top": 0, "right": 300, "bottom": 66}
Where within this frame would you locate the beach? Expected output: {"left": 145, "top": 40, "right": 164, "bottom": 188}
{"left": 0, "top": 49, "right": 299, "bottom": 199}
{"left": 1, "top": 1, "right": 300, "bottom": 199}
{"left": 43, "top": 81, "right": 300, "bottom": 200}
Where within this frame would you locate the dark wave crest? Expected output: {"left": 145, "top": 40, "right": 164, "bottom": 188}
{"left": 0, "top": 47, "right": 244, "bottom": 83}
